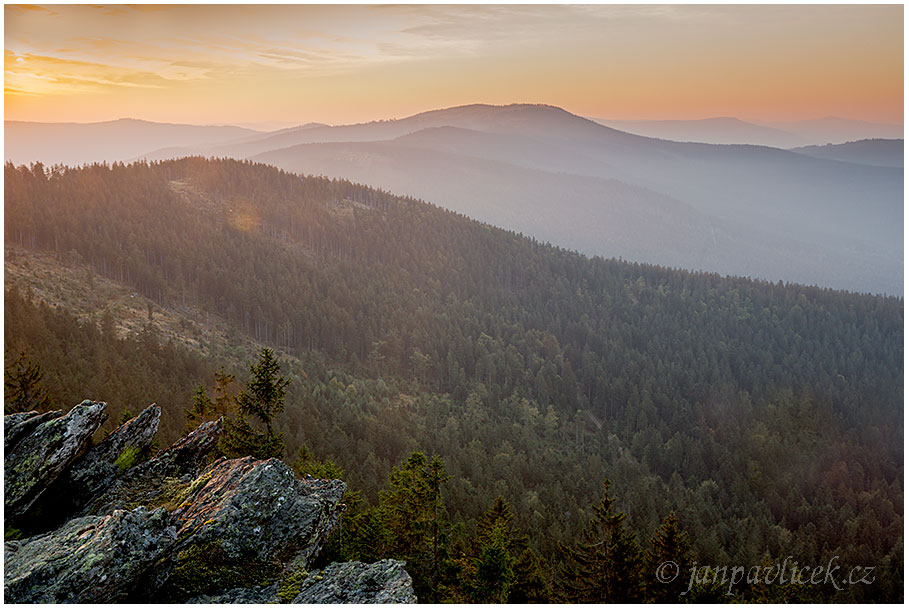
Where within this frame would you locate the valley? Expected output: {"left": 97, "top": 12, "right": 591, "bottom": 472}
{"left": 4, "top": 158, "right": 903, "bottom": 601}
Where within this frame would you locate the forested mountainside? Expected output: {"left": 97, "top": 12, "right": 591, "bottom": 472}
{"left": 4, "top": 158, "right": 903, "bottom": 601}
{"left": 135, "top": 103, "right": 902, "bottom": 295}
{"left": 10, "top": 104, "right": 901, "bottom": 294}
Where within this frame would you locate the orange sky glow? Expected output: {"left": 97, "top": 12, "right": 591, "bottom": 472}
{"left": 4, "top": 4, "right": 904, "bottom": 127}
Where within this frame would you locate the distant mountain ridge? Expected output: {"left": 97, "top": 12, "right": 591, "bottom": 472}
{"left": 790, "top": 138, "right": 903, "bottom": 168}
{"left": 760, "top": 116, "right": 904, "bottom": 144}
{"left": 139, "top": 103, "right": 643, "bottom": 162}
{"left": 245, "top": 104, "right": 901, "bottom": 294}
{"left": 5, "top": 104, "right": 902, "bottom": 294}
{"left": 590, "top": 117, "right": 808, "bottom": 148}
{"left": 4, "top": 118, "right": 263, "bottom": 167}
{"left": 591, "top": 115, "right": 903, "bottom": 147}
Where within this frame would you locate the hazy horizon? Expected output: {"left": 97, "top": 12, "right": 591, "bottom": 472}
{"left": 5, "top": 106, "right": 905, "bottom": 131}
{"left": 5, "top": 5, "right": 903, "bottom": 126}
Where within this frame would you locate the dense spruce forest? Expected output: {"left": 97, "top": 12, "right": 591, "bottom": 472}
{"left": 4, "top": 158, "right": 903, "bottom": 602}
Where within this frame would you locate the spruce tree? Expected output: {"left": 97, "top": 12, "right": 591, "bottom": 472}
{"left": 183, "top": 385, "right": 213, "bottom": 433}
{"left": 220, "top": 415, "right": 284, "bottom": 460}
{"left": 211, "top": 367, "right": 238, "bottom": 417}
{"left": 465, "top": 496, "right": 550, "bottom": 603}
{"left": 510, "top": 547, "right": 552, "bottom": 603}
{"left": 377, "top": 452, "right": 452, "bottom": 602}
{"left": 559, "top": 478, "right": 643, "bottom": 602}
{"left": 292, "top": 443, "right": 347, "bottom": 480}
{"left": 643, "top": 511, "right": 692, "bottom": 602}
{"left": 219, "top": 349, "right": 289, "bottom": 460}
{"left": 472, "top": 524, "right": 515, "bottom": 603}
{"left": 235, "top": 347, "right": 289, "bottom": 438}
{"left": 4, "top": 352, "right": 51, "bottom": 414}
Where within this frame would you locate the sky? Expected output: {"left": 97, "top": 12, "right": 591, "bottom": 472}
{"left": 4, "top": 4, "right": 904, "bottom": 127}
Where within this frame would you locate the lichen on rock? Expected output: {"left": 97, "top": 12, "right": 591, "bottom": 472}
{"left": 291, "top": 560, "right": 418, "bottom": 604}
{"left": 3, "top": 404, "right": 418, "bottom": 604}
{"left": 3, "top": 506, "right": 176, "bottom": 603}
{"left": 174, "top": 457, "right": 345, "bottom": 562}
{"left": 186, "top": 582, "right": 280, "bottom": 604}
{"left": 158, "top": 456, "right": 346, "bottom": 600}
{"left": 25, "top": 403, "right": 161, "bottom": 532}
{"left": 84, "top": 417, "right": 223, "bottom": 517}
{"left": 4, "top": 410, "right": 62, "bottom": 452}
{"left": 5, "top": 400, "right": 107, "bottom": 522}
{"left": 70, "top": 403, "right": 160, "bottom": 484}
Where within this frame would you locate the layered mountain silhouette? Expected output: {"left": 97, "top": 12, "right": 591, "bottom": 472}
{"left": 593, "top": 116, "right": 903, "bottom": 147}
{"left": 5, "top": 104, "right": 903, "bottom": 294}
{"left": 790, "top": 139, "right": 903, "bottom": 168}
{"left": 762, "top": 116, "right": 904, "bottom": 145}
{"left": 5, "top": 118, "right": 261, "bottom": 167}
{"left": 591, "top": 117, "right": 808, "bottom": 148}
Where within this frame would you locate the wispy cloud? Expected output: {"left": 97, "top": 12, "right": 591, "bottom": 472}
{"left": 5, "top": 51, "right": 178, "bottom": 95}
{"left": 6, "top": 4, "right": 57, "bottom": 16}
{"left": 3, "top": 4, "right": 902, "bottom": 125}
{"left": 6, "top": 4, "right": 718, "bottom": 98}
{"left": 4, "top": 4, "right": 454, "bottom": 97}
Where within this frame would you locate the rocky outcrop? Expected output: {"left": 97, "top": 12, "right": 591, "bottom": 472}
{"left": 27, "top": 404, "right": 161, "bottom": 531}
{"left": 5, "top": 410, "right": 62, "bottom": 452}
{"left": 186, "top": 583, "right": 280, "bottom": 604}
{"left": 5, "top": 401, "right": 107, "bottom": 521}
{"left": 159, "top": 456, "right": 346, "bottom": 600}
{"left": 292, "top": 560, "right": 417, "bottom": 604}
{"left": 4, "top": 507, "right": 176, "bottom": 603}
{"left": 127, "top": 416, "right": 223, "bottom": 479}
{"left": 4, "top": 404, "right": 416, "bottom": 604}
{"left": 174, "top": 457, "right": 345, "bottom": 561}
{"left": 184, "top": 560, "right": 417, "bottom": 604}
{"left": 63, "top": 403, "right": 161, "bottom": 492}
{"left": 83, "top": 417, "right": 223, "bottom": 517}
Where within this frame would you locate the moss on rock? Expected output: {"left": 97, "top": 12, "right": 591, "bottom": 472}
{"left": 167, "top": 541, "right": 282, "bottom": 598}
{"left": 114, "top": 445, "right": 141, "bottom": 474}
{"left": 277, "top": 564, "right": 310, "bottom": 603}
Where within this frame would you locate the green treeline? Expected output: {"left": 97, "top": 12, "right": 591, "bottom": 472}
{"left": 4, "top": 159, "right": 903, "bottom": 601}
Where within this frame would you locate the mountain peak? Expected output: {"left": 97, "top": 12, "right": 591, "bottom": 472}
{"left": 406, "top": 102, "right": 570, "bottom": 120}
{"left": 388, "top": 102, "right": 634, "bottom": 142}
